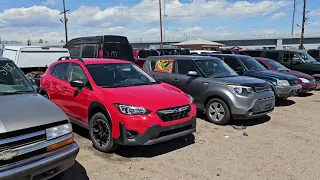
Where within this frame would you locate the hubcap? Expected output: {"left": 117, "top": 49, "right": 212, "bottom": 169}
{"left": 92, "top": 119, "right": 111, "bottom": 147}
{"left": 208, "top": 102, "right": 225, "bottom": 122}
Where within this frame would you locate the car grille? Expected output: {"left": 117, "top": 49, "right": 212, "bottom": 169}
{"left": 252, "top": 96, "right": 275, "bottom": 114}
{"left": 254, "top": 85, "right": 271, "bottom": 93}
{"left": 289, "top": 79, "right": 299, "bottom": 86}
{"left": 157, "top": 105, "right": 191, "bottom": 122}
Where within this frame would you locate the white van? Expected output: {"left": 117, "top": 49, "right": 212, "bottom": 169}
{"left": 2, "top": 46, "right": 70, "bottom": 90}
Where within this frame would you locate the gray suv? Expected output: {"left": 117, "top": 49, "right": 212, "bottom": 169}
{"left": 0, "top": 57, "right": 79, "bottom": 179}
{"left": 144, "top": 56, "right": 275, "bottom": 125}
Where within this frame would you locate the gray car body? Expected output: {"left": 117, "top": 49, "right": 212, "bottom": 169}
{"left": 0, "top": 57, "right": 79, "bottom": 180}
{"left": 144, "top": 55, "right": 275, "bottom": 119}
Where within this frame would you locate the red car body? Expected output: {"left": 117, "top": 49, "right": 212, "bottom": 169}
{"left": 255, "top": 57, "right": 316, "bottom": 93}
{"left": 40, "top": 57, "right": 196, "bottom": 150}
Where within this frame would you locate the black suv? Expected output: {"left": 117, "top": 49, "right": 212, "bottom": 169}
{"left": 307, "top": 49, "right": 320, "bottom": 62}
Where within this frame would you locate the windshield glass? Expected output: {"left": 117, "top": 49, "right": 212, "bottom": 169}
{"left": 0, "top": 61, "right": 34, "bottom": 93}
{"left": 296, "top": 52, "right": 317, "bottom": 63}
{"left": 265, "top": 59, "right": 289, "bottom": 71}
{"left": 103, "top": 43, "right": 135, "bottom": 62}
{"left": 196, "top": 59, "right": 238, "bottom": 78}
{"left": 239, "top": 56, "right": 266, "bottom": 71}
{"left": 86, "top": 63, "right": 158, "bottom": 88}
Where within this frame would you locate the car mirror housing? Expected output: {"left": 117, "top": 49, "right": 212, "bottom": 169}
{"left": 70, "top": 80, "right": 85, "bottom": 88}
{"left": 187, "top": 71, "right": 199, "bottom": 76}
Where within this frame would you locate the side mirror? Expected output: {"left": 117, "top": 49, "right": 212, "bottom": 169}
{"left": 70, "top": 80, "right": 85, "bottom": 88}
{"left": 187, "top": 71, "right": 198, "bottom": 77}
{"left": 237, "top": 67, "right": 245, "bottom": 74}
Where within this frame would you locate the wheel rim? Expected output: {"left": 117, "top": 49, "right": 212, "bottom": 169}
{"left": 92, "top": 119, "right": 111, "bottom": 147}
{"left": 208, "top": 102, "right": 225, "bottom": 122}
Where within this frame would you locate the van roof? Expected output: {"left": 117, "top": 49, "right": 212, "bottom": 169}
{"left": 4, "top": 46, "right": 68, "bottom": 51}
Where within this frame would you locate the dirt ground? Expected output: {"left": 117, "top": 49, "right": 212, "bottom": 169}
{"left": 60, "top": 91, "right": 320, "bottom": 180}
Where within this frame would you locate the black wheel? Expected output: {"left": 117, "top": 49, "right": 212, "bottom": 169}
{"left": 89, "top": 112, "right": 118, "bottom": 153}
{"left": 205, "top": 98, "right": 231, "bottom": 125}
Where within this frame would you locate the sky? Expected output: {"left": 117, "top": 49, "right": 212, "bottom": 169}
{"left": 0, "top": 0, "right": 320, "bottom": 42}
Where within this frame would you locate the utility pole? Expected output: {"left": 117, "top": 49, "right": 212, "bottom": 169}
{"left": 299, "top": 0, "right": 306, "bottom": 49}
{"left": 291, "top": 0, "right": 296, "bottom": 36}
{"left": 60, "top": 0, "right": 69, "bottom": 43}
{"left": 163, "top": 0, "right": 167, "bottom": 40}
{"left": 159, "top": 0, "right": 163, "bottom": 48}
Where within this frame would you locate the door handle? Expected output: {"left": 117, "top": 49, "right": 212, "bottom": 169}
{"left": 172, "top": 79, "right": 179, "bottom": 83}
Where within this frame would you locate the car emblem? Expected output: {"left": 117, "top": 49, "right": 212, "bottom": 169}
{"left": 0, "top": 149, "right": 18, "bottom": 161}
{"left": 173, "top": 108, "right": 180, "bottom": 113}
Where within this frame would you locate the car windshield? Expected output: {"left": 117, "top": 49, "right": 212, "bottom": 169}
{"left": 0, "top": 61, "right": 34, "bottom": 94}
{"left": 239, "top": 56, "right": 266, "bottom": 71}
{"left": 296, "top": 52, "right": 317, "bottom": 63}
{"left": 265, "top": 59, "right": 289, "bottom": 71}
{"left": 196, "top": 59, "right": 238, "bottom": 78}
{"left": 86, "top": 63, "right": 159, "bottom": 88}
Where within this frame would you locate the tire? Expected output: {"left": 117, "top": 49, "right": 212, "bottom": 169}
{"left": 205, "top": 98, "right": 231, "bottom": 125}
{"left": 89, "top": 112, "right": 118, "bottom": 153}
{"left": 42, "top": 93, "right": 49, "bottom": 99}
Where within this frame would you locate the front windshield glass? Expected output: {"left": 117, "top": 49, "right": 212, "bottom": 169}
{"left": 239, "top": 56, "right": 266, "bottom": 71}
{"left": 297, "top": 52, "right": 317, "bottom": 63}
{"left": 0, "top": 61, "right": 34, "bottom": 93}
{"left": 86, "top": 63, "right": 158, "bottom": 88}
{"left": 265, "top": 59, "right": 289, "bottom": 71}
{"left": 196, "top": 59, "right": 238, "bottom": 78}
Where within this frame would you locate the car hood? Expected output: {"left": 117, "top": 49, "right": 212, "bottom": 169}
{"left": 282, "top": 70, "right": 315, "bottom": 80}
{"left": 0, "top": 93, "right": 68, "bottom": 134}
{"left": 102, "top": 83, "right": 191, "bottom": 111}
{"left": 249, "top": 70, "right": 297, "bottom": 80}
{"left": 214, "top": 76, "right": 269, "bottom": 87}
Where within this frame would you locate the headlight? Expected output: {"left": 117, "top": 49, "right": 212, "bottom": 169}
{"left": 187, "top": 94, "right": 194, "bottom": 104}
{"left": 227, "top": 85, "right": 253, "bottom": 95}
{"left": 299, "top": 78, "right": 309, "bottom": 83}
{"left": 46, "top": 123, "right": 72, "bottom": 140}
{"left": 114, "top": 103, "right": 150, "bottom": 115}
{"left": 277, "top": 80, "right": 290, "bottom": 86}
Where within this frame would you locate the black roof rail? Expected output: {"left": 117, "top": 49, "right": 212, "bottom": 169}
{"left": 58, "top": 56, "right": 84, "bottom": 62}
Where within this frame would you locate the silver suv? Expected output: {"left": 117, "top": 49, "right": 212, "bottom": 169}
{"left": 0, "top": 57, "right": 79, "bottom": 180}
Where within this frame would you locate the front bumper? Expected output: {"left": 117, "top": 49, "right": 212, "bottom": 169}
{"left": 0, "top": 143, "right": 79, "bottom": 180}
{"left": 274, "top": 84, "right": 302, "bottom": 98}
{"left": 229, "top": 90, "right": 275, "bottom": 120}
{"left": 114, "top": 116, "right": 196, "bottom": 146}
{"left": 300, "top": 82, "right": 317, "bottom": 93}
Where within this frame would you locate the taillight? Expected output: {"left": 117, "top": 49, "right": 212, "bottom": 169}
{"left": 98, "top": 50, "right": 103, "bottom": 58}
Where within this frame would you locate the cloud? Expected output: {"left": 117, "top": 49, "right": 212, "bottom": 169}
{"left": 270, "top": 12, "right": 286, "bottom": 20}
{"left": 42, "top": 0, "right": 57, "bottom": 7}
{"left": 310, "top": 9, "right": 320, "bottom": 16}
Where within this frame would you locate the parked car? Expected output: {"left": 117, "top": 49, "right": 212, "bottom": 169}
{"left": 242, "top": 49, "right": 320, "bottom": 86}
{"left": 0, "top": 57, "right": 79, "bottom": 180}
{"left": 205, "top": 54, "right": 302, "bottom": 100}
{"left": 307, "top": 49, "right": 320, "bottom": 62}
{"left": 63, "top": 35, "right": 135, "bottom": 62}
{"left": 255, "top": 57, "right": 316, "bottom": 93}
{"left": 40, "top": 57, "right": 196, "bottom": 153}
{"left": 143, "top": 55, "right": 275, "bottom": 125}
{"left": 133, "top": 48, "right": 159, "bottom": 67}
{"left": 1, "top": 46, "right": 70, "bottom": 90}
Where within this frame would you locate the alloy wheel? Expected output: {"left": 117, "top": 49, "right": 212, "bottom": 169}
{"left": 208, "top": 102, "right": 225, "bottom": 122}
{"left": 92, "top": 119, "right": 111, "bottom": 147}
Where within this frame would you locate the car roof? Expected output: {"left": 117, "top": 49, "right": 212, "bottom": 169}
{"left": 56, "top": 58, "right": 131, "bottom": 65}
{"left": 146, "top": 55, "right": 220, "bottom": 61}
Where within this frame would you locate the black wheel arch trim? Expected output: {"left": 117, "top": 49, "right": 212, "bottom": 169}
{"left": 88, "top": 101, "right": 112, "bottom": 126}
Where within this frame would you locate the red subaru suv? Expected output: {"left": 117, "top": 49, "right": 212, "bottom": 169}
{"left": 40, "top": 57, "right": 196, "bottom": 152}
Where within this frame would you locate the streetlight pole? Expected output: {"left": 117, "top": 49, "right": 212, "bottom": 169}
{"left": 299, "top": 0, "right": 306, "bottom": 49}
{"left": 60, "top": 0, "right": 69, "bottom": 43}
{"left": 159, "top": 0, "right": 163, "bottom": 48}
{"left": 291, "top": 0, "right": 296, "bottom": 36}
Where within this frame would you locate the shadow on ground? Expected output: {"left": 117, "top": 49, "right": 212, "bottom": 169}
{"left": 229, "top": 115, "right": 271, "bottom": 127}
{"left": 50, "top": 161, "right": 89, "bottom": 180}
{"left": 275, "top": 99, "right": 296, "bottom": 107}
{"left": 72, "top": 124, "right": 90, "bottom": 139}
{"left": 297, "top": 92, "right": 313, "bottom": 97}
{"left": 115, "top": 134, "right": 195, "bottom": 158}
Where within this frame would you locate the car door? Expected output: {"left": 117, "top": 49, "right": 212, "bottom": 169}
{"left": 49, "top": 62, "right": 70, "bottom": 111}
{"left": 171, "top": 60, "right": 207, "bottom": 106}
{"left": 65, "top": 62, "right": 93, "bottom": 125}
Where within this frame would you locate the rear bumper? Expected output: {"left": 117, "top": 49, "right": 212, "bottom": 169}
{"left": 114, "top": 116, "right": 196, "bottom": 146}
{"left": 0, "top": 143, "right": 79, "bottom": 180}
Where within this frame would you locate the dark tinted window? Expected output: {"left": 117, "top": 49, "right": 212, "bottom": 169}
{"left": 103, "top": 43, "right": 134, "bottom": 62}
{"left": 81, "top": 45, "right": 98, "bottom": 58}
{"left": 195, "top": 59, "right": 238, "bottom": 78}
{"left": 49, "top": 65, "right": 56, "bottom": 75}
{"left": 264, "top": 51, "right": 280, "bottom": 61}
{"left": 239, "top": 56, "right": 266, "bottom": 71}
{"left": 69, "top": 45, "right": 81, "bottom": 57}
{"left": 52, "top": 63, "right": 69, "bottom": 81}
{"left": 145, "top": 50, "right": 151, "bottom": 57}
{"left": 151, "top": 50, "right": 159, "bottom": 56}
{"left": 243, "top": 51, "right": 262, "bottom": 57}
{"left": 308, "top": 50, "right": 319, "bottom": 58}
{"left": 258, "top": 61, "right": 269, "bottom": 69}
{"left": 265, "top": 59, "right": 289, "bottom": 71}
{"left": 282, "top": 52, "right": 295, "bottom": 62}
{"left": 138, "top": 50, "right": 146, "bottom": 58}
{"left": 69, "top": 63, "right": 88, "bottom": 82}
{"left": 222, "top": 50, "right": 233, "bottom": 54}
{"left": 223, "top": 57, "right": 242, "bottom": 70}
{"left": 177, "top": 60, "right": 198, "bottom": 74}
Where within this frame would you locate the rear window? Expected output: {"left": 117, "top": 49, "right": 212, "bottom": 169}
{"left": 150, "top": 50, "right": 159, "bottom": 56}
{"left": 138, "top": 50, "right": 146, "bottom": 58}
{"left": 243, "top": 50, "right": 262, "bottom": 57}
{"left": 264, "top": 51, "right": 280, "bottom": 61}
{"left": 103, "top": 43, "right": 135, "bottom": 62}
{"left": 153, "top": 59, "right": 175, "bottom": 73}
{"left": 308, "top": 50, "right": 319, "bottom": 58}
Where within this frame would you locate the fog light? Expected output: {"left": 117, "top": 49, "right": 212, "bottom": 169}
{"left": 246, "top": 109, "right": 253, "bottom": 116}
{"left": 127, "top": 130, "right": 138, "bottom": 139}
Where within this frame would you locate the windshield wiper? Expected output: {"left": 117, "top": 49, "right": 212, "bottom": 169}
{"left": 0, "top": 90, "right": 34, "bottom": 95}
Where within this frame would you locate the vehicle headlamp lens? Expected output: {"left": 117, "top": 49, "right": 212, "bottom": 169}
{"left": 227, "top": 85, "right": 253, "bottom": 95}
{"left": 277, "top": 80, "right": 290, "bottom": 86}
{"left": 46, "top": 123, "right": 73, "bottom": 140}
{"left": 114, "top": 103, "right": 150, "bottom": 115}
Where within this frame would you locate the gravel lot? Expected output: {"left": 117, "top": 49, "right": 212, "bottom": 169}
{"left": 59, "top": 91, "right": 320, "bottom": 180}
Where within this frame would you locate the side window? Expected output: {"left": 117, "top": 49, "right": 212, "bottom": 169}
{"left": 153, "top": 59, "right": 175, "bottom": 74}
{"left": 308, "top": 50, "right": 319, "bottom": 58}
{"left": 264, "top": 52, "right": 280, "bottom": 61}
{"left": 145, "top": 50, "right": 151, "bottom": 57}
{"left": 69, "top": 63, "right": 88, "bottom": 83}
{"left": 223, "top": 57, "right": 242, "bottom": 70}
{"left": 81, "top": 44, "right": 98, "bottom": 58}
{"left": 49, "top": 65, "right": 56, "bottom": 75}
{"left": 258, "top": 61, "right": 269, "bottom": 69}
{"left": 69, "top": 45, "right": 81, "bottom": 57}
{"left": 138, "top": 50, "right": 146, "bottom": 58}
{"left": 52, "top": 63, "right": 70, "bottom": 81}
{"left": 177, "top": 60, "right": 198, "bottom": 74}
